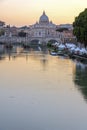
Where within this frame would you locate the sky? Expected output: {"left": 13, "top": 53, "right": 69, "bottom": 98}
{"left": 0, "top": 0, "right": 87, "bottom": 26}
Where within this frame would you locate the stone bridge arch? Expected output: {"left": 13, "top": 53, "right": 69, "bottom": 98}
{"left": 30, "top": 39, "right": 41, "bottom": 45}
{"left": 46, "top": 38, "right": 62, "bottom": 44}
{"left": 29, "top": 37, "right": 62, "bottom": 45}
{"left": 47, "top": 39, "right": 58, "bottom": 44}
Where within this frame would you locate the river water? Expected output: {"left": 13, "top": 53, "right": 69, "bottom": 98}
{"left": 0, "top": 46, "right": 87, "bottom": 130}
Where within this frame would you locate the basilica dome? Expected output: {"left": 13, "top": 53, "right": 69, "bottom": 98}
{"left": 39, "top": 11, "right": 49, "bottom": 24}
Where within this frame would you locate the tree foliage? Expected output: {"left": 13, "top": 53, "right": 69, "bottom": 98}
{"left": 18, "top": 31, "right": 26, "bottom": 37}
{"left": 73, "top": 8, "right": 87, "bottom": 46}
{"left": 0, "top": 29, "right": 5, "bottom": 36}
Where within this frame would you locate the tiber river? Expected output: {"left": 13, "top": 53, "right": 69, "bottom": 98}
{"left": 0, "top": 46, "right": 87, "bottom": 130}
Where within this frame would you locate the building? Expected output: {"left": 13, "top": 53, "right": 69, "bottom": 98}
{"left": 28, "top": 11, "right": 63, "bottom": 43}
{"left": 62, "top": 30, "right": 77, "bottom": 43}
{"left": 56, "top": 24, "right": 76, "bottom": 43}
{"left": 57, "top": 24, "right": 73, "bottom": 30}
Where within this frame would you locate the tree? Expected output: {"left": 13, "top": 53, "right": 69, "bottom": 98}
{"left": 73, "top": 8, "right": 87, "bottom": 46}
{"left": 0, "top": 21, "right": 5, "bottom": 26}
{"left": 0, "top": 29, "right": 5, "bottom": 36}
{"left": 18, "top": 31, "right": 26, "bottom": 37}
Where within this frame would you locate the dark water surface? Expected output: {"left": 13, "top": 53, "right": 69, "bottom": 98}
{"left": 0, "top": 47, "right": 87, "bottom": 130}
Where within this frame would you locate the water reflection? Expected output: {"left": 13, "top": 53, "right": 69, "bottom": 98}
{"left": 0, "top": 45, "right": 48, "bottom": 71}
{"left": 74, "top": 61, "right": 87, "bottom": 101}
{"left": 0, "top": 45, "right": 47, "bottom": 58}
{"left": 1, "top": 46, "right": 87, "bottom": 130}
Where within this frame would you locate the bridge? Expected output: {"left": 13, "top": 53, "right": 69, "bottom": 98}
{"left": 29, "top": 37, "right": 62, "bottom": 44}
{"left": 0, "top": 36, "right": 63, "bottom": 44}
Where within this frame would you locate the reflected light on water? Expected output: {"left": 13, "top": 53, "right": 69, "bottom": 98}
{"left": 0, "top": 49, "right": 87, "bottom": 130}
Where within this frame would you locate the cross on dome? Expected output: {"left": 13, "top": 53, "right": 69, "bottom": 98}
{"left": 43, "top": 11, "right": 45, "bottom": 15}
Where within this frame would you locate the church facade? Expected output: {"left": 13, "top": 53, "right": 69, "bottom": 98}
{"left": 28, "top": 11, "right": 63, "bottom": 43}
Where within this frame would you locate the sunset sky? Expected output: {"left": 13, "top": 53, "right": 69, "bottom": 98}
{"left": 0, "top": 0, "right": 87, "bottom": 26}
